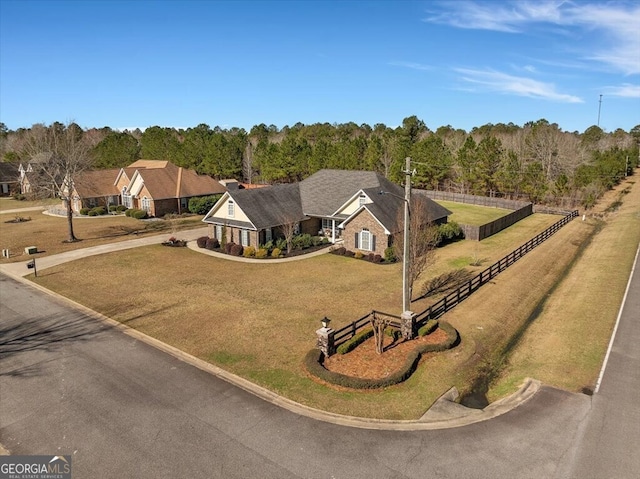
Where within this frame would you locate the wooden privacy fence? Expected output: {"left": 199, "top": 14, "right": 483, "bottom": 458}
{"left": 424, "top": 190, "right": 531, "bottom": 210}
{"left": 461, "top": 203, "right": 534, "bottom": 241}
{"left": 330, "top": 210, "right": 579, "bottom": 349}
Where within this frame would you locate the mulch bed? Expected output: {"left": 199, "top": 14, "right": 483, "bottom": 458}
{"left": 323, "top": 328, "right": 448, "bottom": 380}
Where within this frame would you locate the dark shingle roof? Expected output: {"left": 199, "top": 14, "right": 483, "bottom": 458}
{"left": 228, "top": 183, "right": 305, "bottom": 230}
{"left": 299, "top": 169, "right": 404, "bottom": 216}
{"left": 0, "top": 162, "right": 19, "bottom": 182}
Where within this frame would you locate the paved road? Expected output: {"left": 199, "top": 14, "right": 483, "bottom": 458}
{"left": 1, "top": 244, "right": 638, "bottom": 478}
{"left": 563, "top": 245, "right": 640, "bottom": 479}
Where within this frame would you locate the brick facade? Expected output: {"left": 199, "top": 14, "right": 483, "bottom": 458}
{"left": 341, "top": 210, "right": 390, "bottom": 256}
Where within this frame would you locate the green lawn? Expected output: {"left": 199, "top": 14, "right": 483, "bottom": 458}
{"left": 436, "top": 200, "right": 512, "bottom": 226}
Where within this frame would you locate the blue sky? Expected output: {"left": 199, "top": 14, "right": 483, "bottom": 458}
{"left": 1, "top": 0, "right": 638, "bottom": 134}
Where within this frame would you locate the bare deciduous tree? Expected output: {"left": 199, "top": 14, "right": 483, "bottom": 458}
{"left": 369, "top": 312, "right": 392, "bottom": 355}
{"left": 393, "top": 194, "right": 440, "bottom": 304}
{"left": 23, "top": 122, "right": 94, "bottom": 243}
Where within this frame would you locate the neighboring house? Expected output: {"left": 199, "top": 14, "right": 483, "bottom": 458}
{"left": 0, "top": 162, "right": 20, "bottom": 196}
{"left": 64, "top": 160, "right": 226, "bottom": 216}
{"left": 202, "top": 169, "right": 451, "bottom": 256}
{"left": 66, "top": 168, "right": 122, "bottom": 212}
{"left": 117, "top": 160, "right": 227, "bottom": 217}
{"left": 19, "top": 152, "right": 58, "bottom": 198}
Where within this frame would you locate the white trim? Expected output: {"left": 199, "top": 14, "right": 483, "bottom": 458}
{"left": 333, "top": 189, "right": 370, "bottom": 216}
{"left": 202, "top": 192, "right": 231, "bottom": 222}
{"left": 338, "top": 205, "right": 391, "bottom": 235}
{"left": 594, "top": 242, "right": 640, "bottom": 393}
{"left": 360, "top": 229, "right": 372, "bottom": 251}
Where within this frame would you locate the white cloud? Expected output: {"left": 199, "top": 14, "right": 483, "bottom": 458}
{"left": 602, "top": 83, "right": 640, "bottom": 98}
{"left": 454, "top": 68, "right": 583, "bottom": 103}
{"left": 424, "top": 1, "right": 640, "bottom": 75}
{"left": 389, "top": 61, "right": 432, "bottom": 71}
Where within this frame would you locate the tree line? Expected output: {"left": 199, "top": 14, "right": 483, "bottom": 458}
{"left": 1, "top": 117, "right": 639, "bottom": 208}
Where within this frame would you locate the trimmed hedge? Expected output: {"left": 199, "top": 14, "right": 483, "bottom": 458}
{"left": 336, "top": 328, "right": 374, "bottom": 355}
{"left": 418, "top": 319, "right": 439, "bottom": 337}
{"left": 305, "top": 321, "right": 459, "bottom": 389}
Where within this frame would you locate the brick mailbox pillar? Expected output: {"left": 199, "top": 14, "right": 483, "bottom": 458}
{"left": 316, "top": 317, "right": 335, "bottom": 357}
{"left": 400, "top": 311, "right": 416, "bottom": 340}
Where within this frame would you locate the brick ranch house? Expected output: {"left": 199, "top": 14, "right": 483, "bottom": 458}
{"left": 66, "top": 160, "right": 226, "bottom": 216}
{"left": 202, "top": 169, "right": 451, "bottom": 256}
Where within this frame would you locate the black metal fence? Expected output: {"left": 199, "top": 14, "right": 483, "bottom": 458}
{"left": 331, "top": 210, "right": 579, "bottom": 348}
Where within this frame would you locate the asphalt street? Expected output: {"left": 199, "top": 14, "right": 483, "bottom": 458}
{"left": 0, "top": 245, "right": 638, "bottom": 478}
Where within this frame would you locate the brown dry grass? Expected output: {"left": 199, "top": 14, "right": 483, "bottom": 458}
{"left": 20, "top": 175, "right": 640, "bottom": 419}
{"left": 31, "top": 207, "right": 583, "bottom": 419}
{"left": 488, "top": 177, "right": 640, "bottom": 399}
{"left": 0, "top": 211, "right": 205, "bottom": 263}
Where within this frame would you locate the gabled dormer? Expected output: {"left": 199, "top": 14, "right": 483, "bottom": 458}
{"left": 333, "top": 189, "right": 373, "bottom": 217}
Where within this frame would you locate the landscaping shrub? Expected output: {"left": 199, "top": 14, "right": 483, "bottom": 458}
{"left": 321, "top": 237, "right": 329, "bottom": 244}
{"left": 332, "top": 246, "right": 346, "bottom": 255}
{"left": 384, "top": 247, "right": 396, "bottom": 263}
{"left": 131, "top": 209, "right": 148, "bottom": 219}
{"left": 255, "top": 248, "right": 268, "bottom": 259}
{"left": 12, "top": 193, "right": 26, "bottom": 201}
{"left": 88, "top": 210, "right": 98, "bottom": 216}
{"left": 312, "top": 236, "right": 323, "bottom": 246}
{"left": 275, "top": 238, "right": 287, "bottom": 251}
{"left": 366, "top": 253, "right": 375, "bottom": 262}
{"left": 373, "top": 254, "right": 382, "bottom": 263}
{"left": 108, "top": 205, "right": 118, "bottom": 212}
{"left": 293, "top": 233, "right": 313, "bottom": 250}
{"left": 196, "top": 236, "right": 209, "bottom": 248}
{"left": 305, "top": 321, "right": 460, "bottom": 389}
{"left": 188, "top": 194, "right": 222, "bottom": 215}
{"left": 344, "top": 250, "right": 355, "bottom": 257}
{"left": 230, "top": 243, "right": 243, "bottom": 256}
{"left": 243, "top": 245, "right": 256, "bottom": 257}
{"left": 225, "top": 242, "right": 235, "bottom": 254}
{"left": 336, "top": 328, "right": 374, "bottom": 355}
{"left": 124, "top": 209, "right": 132, "bottom": 217}
{"left": 354, "top": 251, "right": 364, "bottom": 260}
{"left": 437, "top": 221, "right": 463, "bottom": 244}
{"left": 79, "top": 208, "right": 90, "bottom": 216}
{"left": 206, "top": 237, "right": 220, "bottom": 250}
{"left": 91, "top": 206, "right": 107, "bottom": 215}
{"left": 271, "top": 247, "right": 282, "bottom": 258}
{"left": 418, "top": 319, "right": 439, "bottom": 336}
{"left": 116, "top": 205, "right": 127, "bottom": 212}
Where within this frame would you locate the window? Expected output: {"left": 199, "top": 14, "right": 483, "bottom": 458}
{"left": 360, "top": 229, "right": 371, "bottom": 251}
{"left": 356, "top": 229, "right": 374, "bottom": 251}
{"left": 359, "top": 194, "right": 367, "bottom": 206}
{"left": 228, "top": 200, "right": 235, "bottom": 217}
{"left": 240, "top": 229, "right": 249, "bottom": 247}
{"left": 141, "top": 196, "right": 151, "bottom": 212}
{"left": 122, "top": 187, "right": 132, "bottom": 208}
{"left": 215, "top": 225, "right": 223, "bottom": 240}
{"left": 265, "top": 228, "right": 272, "bottom": 243}
{"left": 322, "top": 219, "right": 332, "bottom": 230}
